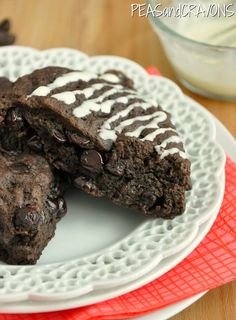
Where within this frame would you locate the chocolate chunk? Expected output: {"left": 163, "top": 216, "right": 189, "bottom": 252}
{"left": 1, "top": 134, "right": 22, "bottom": 151}
{"left": 0, "top": 18, "right": 15, "bottom": 46}
{"left": 46, "top": 198, "right": 58, "bottom": 214}
{"left": 0, "top": 32, "right": 15, "bottom": 46}
{"left": 52, "top": 129, "right": 66, "bottom": 143}
{"left": 57, "top": 197, "right": 67, "bottom": 219}
{"left": 0, "top": 19, "right": 10, "bottom": 32}
{"left": 46, "top": 197, "right": 67, "bottom": 219}
{"left": 0, "top": 145, "right": 17, "bottom": 155}
{"left": 141, "top": 192, "right": 157, "bottom": 208}
{"left": 14, "top": 207, "right": 42, "bottom": 234}
{"left": 27, "top": 135, "right": 42, "bottom": 151}
{"left": 6, "top": 108, "right": 23, "bottom": 129}
{"left": 50, "top": 179, "right": 61, "bottom": 197}
{"left": 6, "top": 108, "right": 22, "bottom": 123}
{"left": 74, "top": 176, "right": 104, "bottom": 197}
{"left": 80, "top": 150, "right": 103, "bottom": 173}
{"left": 46, "top": 197, "right": 66, "bottom": 220}
{"left": 106, "top": 163, "right": 124, "bottom": 176}
{"left": 67, "top": 131, "right": 92, "bottom": 147}
{"left": 11, "top": 162, "right": 30, "bottom": 173}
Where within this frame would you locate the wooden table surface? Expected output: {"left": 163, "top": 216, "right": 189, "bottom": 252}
{"left": 1, "top": 0, "right": 236, "bottom": 319}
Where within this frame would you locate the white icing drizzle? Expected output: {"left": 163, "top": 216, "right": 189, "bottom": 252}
{"left": 142, "top": 128, "right": 176, "bottom": 141}
{"left": 73, "top": 101, "right": 101, "bottom": 118}
{"left": 100, "top": 73, "right": 120, "bottom": 83}
{"left": 72, "top": 86, "right": 135, "bottom": 117}
{"left": 118, "top": 97, "right": 129, "bottom": 104}
{"left": 29, "top": 70, "right": 187, "bottom": 160}
{"left": 81, "top": 84, "right": 105, "bottom": 98}
{"left": 155, "top": 136, "right": 185, "bottom": 159}
{"left": 89, "top": 87, "right": 120, "bottom": 102}
{"left": 73, "top": 97, "right": 133, "bottom": 118}
{"left": 124, "top": 111, "right": 167, "bottom": 138}
{"left": 99, "top": 94, "right": 160, "bottom": 139}
{"left": 51, "top": 81, "right": 134, "bottom": 107}
{"left": 51, "top": 72, "right": 96, "bottom": 88}
{"left": 52, "top": 92, "right": 76, "bottom": 104}
{"left": 51, "top": 83, "right": 105, "bottom": 104}
{"left": 159, "top": 148, "right": 187, "bottom": 160}
{"left": 100, "top": 105, "right": 186, "bottom": 159}
{"left": 31, "top": 86, "right": 51, "bottom": 97}
{"left": 156, "top": 135, "right": 182, "bottom": 149}
{"left": 30, "top": 71, "right": 97, "bottom": 97}
{"left": 99, "top": 102, "right": 154, "bottom": 140}
{"left": 72, "top": 82, "right": 145, "bottom": 118}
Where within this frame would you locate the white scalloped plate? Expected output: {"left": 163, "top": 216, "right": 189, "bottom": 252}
{"left": 0, "top": 105, "right": 231, "bottom": 314}
{"left": 0, "top": 46, "right": 226, "bottom": 303}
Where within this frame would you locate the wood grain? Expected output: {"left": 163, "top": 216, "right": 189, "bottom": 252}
{"left": 1, "top": 0, "right": 236, "bottom": 319}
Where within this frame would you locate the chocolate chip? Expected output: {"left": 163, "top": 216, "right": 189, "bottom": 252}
{"left": 106, "top": 163, "right": 124, "bottom": 176}
{"left": 46, "top": 198, "right": 58, "bottom": 214}
{"left": 46, "top": 196, "right": 67, "bottom": 220}
{"left": 80, "top": 150, "right": 103, "bottom": 173}
{"left": 141, "top": 192, "right": 157, "bottom": 208}
{"left": 6, "top": 108, "right": 23, "bottom": 128}
{"left": 74, "top": 176, "right": 104, "bottom": 197}
{"left": 11, "top": 234, "right": 32, "bottom": 246}
{"left": 1, "top": 133, "right": 22, "bottom": 151}
{"left": 52, "top": 129, "right": 66, "bottom": 143}
{"left": 0, "top": 19, "right": 10, "bottom": 32}
{"left": 67, "top": 131, "right": 92, "bottom": 147}
{"left": 50, "top": 179, "right": 61, "bottom": 197}
{"left": 0, "top": 19, "right": 15, "bottom": 46}
{"left": 27, "top": 135, "right": 42, "bottom": 152}
{"left": 14, "top": 207, "right": 42, "bottom": 234}
{"left": 54, "top": 159, "right": 74, "bottom": 172}
{"left": 11, "top": 162, "right": 30, "bottom": 173}
{"left": 0, "top": 32, "right": 15, "bottom": 46}
{"left": 7, "top": 109, "right": 22, "bottom": 122}
{"left": 57, "top": 198, "right": 67, "bottom": 219}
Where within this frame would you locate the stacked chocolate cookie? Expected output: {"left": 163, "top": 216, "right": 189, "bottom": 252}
{"left": 0, "top": 67, "right": 191, "bottom": 265}
{"left": 0, "top": 78, "right": 66, "bottom": 264}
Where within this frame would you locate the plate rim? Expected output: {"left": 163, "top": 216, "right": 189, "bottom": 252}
{"left": 0, "top": 46, "right": 226, "bottom": 302}
{"left": 0, "top": 94, "right": 233, "bottom": 314}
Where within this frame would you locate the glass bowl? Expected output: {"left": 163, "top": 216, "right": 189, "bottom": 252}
{"left": 148, "top": 0, "right": 236, "bottom": 101}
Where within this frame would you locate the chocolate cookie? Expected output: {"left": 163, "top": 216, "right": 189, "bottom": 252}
{"left": 0, "top": 77, "right": 40, "bottom": 153}
{"left": 0, "top": 151, "right": 67, "bottom": 265}
{"left": 12, "top": 66, "right": 190, "bottom": 219}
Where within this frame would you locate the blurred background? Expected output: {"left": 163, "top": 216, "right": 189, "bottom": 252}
{"left": 0, "top": 0, "right": 174, "bottom": 76}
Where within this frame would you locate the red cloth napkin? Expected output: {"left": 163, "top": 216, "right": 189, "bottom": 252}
{"left": 145, "top": 66, "right": 162, "bottom": 76}
{"left": 1, "top": 69, "right": 236, "bottom": 320}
